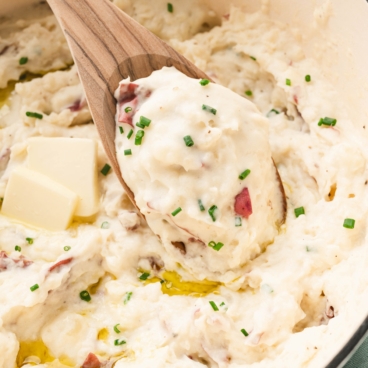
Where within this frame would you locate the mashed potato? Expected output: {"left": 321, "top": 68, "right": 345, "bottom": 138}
{"left": 0, "top": 1, "right": 367, "bottom": 367}
{"left": 115, "top": 67, "right": 286, "bottom": 281}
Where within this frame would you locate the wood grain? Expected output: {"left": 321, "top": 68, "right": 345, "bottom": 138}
{"left": 46, "top": 0, "right": 209, "bottom": 210}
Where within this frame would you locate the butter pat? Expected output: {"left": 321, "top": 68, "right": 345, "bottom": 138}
{"left": 1, "top": 167, "right": 78, "bottom": 231}
{"left": 27, "top": 137, "right": 99, "bottom": 217}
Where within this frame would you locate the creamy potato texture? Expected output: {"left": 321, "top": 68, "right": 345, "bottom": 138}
{"left": 0, "top": 1, "right": 368, "bottom": 367}
{"left": 115, "top": 68, "right": 286, "bottom": 281}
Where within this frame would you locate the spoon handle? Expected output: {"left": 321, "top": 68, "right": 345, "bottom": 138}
{"left": 47, "top": 0, "right": 208, "bottom": 209}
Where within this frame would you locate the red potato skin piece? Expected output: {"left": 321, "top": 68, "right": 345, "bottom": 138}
{"left": 118, "top": 83, "right": 139, "bottom": 126}
{"left": 234, "top": 187, "right": 253, "bottom": 218}
{"left": 0, "top": 251, "right": 32, "bottom": 271}
{"left": 81, "top": 353, "right": 101, "bottom": 368}
{"left": 49, "top": 257, "right": 73, "bottom": 272}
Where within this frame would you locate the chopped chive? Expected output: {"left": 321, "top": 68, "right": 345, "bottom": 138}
{"left": 241, "top": 328, "right": 249, "bottom": 337}
{"left": 114, "top": 324, "right": 121, "bottom": 333}
{"left": 64, "top": 246, "right": 71, "bottom": 251}
{"left": 119, "top": 126, "right": 124, "bottom": 134}
{"left": 198, "top": 199, "right": 205, "bottom": 211}
{"left": 30, "top": 284, "right": 39, "bottom": 292}
{"left": 305, "top": 75, "right": 311, "bottom": 82}
{"left": 209, "top": 301, "right": 219, "bottom": 311}
{"left": 202, "top": 104, "right": 217, "bottom": 115}
{"left": 267, "top": 108, "right": 280, "bottom": 117}
{"left": 183, "top": 135, "right": 194, "bottom": 147}
{"left": 294, "top": 207, "right": 305, "bottom": 218}
{"left": 79, "top": 290, "right": 91, "bottom": 302}
{"left": 101, "top": 221, "right": 110, "bottom": 229}
{"left": 160, "top": 279, "right": 165, "bottom": 284}
{"left": 19, "top": 56, "right": 28, "bottom": 65}
{"left": 286, "top": 78, "right": 291, "bottom": 86}
{"left": 124, "top": 106, "right": 132, "bottom": 113}
{"left": 250, "top": 56, "right": 256, "bottom": 61}
{"left": 136, "top": 121, "right": 145, "bottom": 129}
{"left": 124, "top": 291, "right": 132, "bottom": 304}
{"left": 318, "top": 117, "right": 337, "bottom": 127}
{"left": 199, "top": 79, "right": 210, "bottom": 86}
{"left": 127, "top": 129, "right": 133, "bottom": 139}
{"left": 114, "top": 339, "right": 126, "bottom": 346}
{"left": 26, "top": 111, "right": 43, "bottom": 119}
{"left": 235, "top": 217, "right": 242, "bottom": 227}
{"left": 139, "top": 272, "right": 150, "bottom": 281}
{"left": 100, "top": 164, "right": 111, "bottom": 176}
{"left": 343, "top": 218, "right": 355, "bottom": 229}
{"left": 167, "top": 3, "right": 173, "bottom": 12}
{"left": 15, "top": 245, "right": 21, "bottom": 252}
{"left": 208, "top": 205, "right": 217, "bottom": 221}
{"left": 208, "top": 241, "right": 224, "bottom": 251}
{"left": 239, "top": 169, "right": 251, "bottom": 180}
{"left": 245, "top": 90, "right": 252, "bottom": 97}
{"left": 140, "top": 116, "right": 151, "bottom": 127}
{"left": 171, "top": 207, "right": 182, "bottom": 216}
{"left": 124, "top": 149, "right": 132, "bottom": 156}
{"left": 26, "top": 237, "right": 34, "bottom": 244}
{"left": 135, "top": 130, "right": 145, "bottom": 145}
{"left": 220, "top": 302, "right": 225, "bottom": 307}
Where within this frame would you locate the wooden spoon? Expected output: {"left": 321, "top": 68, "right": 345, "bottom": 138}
{"left": 46, "top": 0, "right": 209, "bottom": 209}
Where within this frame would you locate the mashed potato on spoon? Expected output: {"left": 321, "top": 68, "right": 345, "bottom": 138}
{"left": 115, "top": 67, "right": 286, "bottom": 280}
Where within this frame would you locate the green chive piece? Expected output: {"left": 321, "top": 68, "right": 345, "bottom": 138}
{"left": 124, "top": 291, "right": 132, "bottom": 304}
{"left": 26, "top": 237, "right": 33, "bottom": 244}
{"left": 220, "top": 302, "right": 225, "bottom": 307}
{"left": 245, "top": 90, "right": 252, "bottom": 97}
{"left": 100, "top": 164, "right": 111, "bottom": 176}
{"left": 19, "top": 56, "right": 28, "bottom": 65}
{"left": 127, "top": 129, "right": 133, "bottom": 139}
{"left": 114, "top": 339, "right": 126, "bottom": 346}
{"left": 239, "top": 169, "right": 251, "bottom": 180}
{"left": 167, "top": 3, "right": 173, "bottom": 12}
{"left": 135, "top": 130, "right": 145, "bottom": 145}
{"left": 241, "top": 328, "right": 249, "bottom": 337}
{"left": 15, "top": 245, "right": 21, "bottom": 252}
{"left": 171, "top": 207, "right": 182, "bottom": 216}
{"left": 202, "top": 104, "right": 217, "bottom": 115}
{"left": 294, "top": 207, "right": 305, "bottom": 218}
{"left": 160, "top": 279, "right": 165, "bottom": 284}
{"left": 136, "top": 122, "right": 145, "bottom": 129}
{"left": 114, "top": 324, "right": 121, "bottom": 333}
{"left": 235, "top": 217, "right": 242, "bottom": 227}
{"left": 208, "top": 205, "right": 217, "bottom": 222}
{"left": 318, "top": 117, "right": 337, "bottom": 127}
{"left": 124, "top": 149, "right": 132, "bottom": 156}
{"left": 26, "top": 111, "right": 43, "bottom": 119}
{"left": 305, "top": 75, "right": 311, "bottom": 82}
{"left": 250, "top": 56, "right": 257, "bottom": 61}
{"left": 343, "top": 218, "right": 355, "bottom": 229}
{"left": 30, "top": 284, "right": 39, "bottom": 292}
{"left": 139, "top": 272, "right": 150, "bottom": 281}
{"left": 140, "top": 116, "right": 151, "bottom": 127}
{"left": 267, "top": 108, "right": 280, "bottom": 117}
{"left": 79, "top": 290, "right": 91, "bottom": 302}
{"left": 64, "top": 246, "right": 71, "bottom": 251}
{"left": 209, "top": 301, "right": 219, "bottom": 311}
{"left": 119, "top": 126, "right": 124, "bottom": 134}
{"left": 124, "top": 106, "right": 132, "bottom": 113}
{"left": 208, "top": 241, "right": 224, "bottom": 251}
{"left": 198, "top": 199, "right": 205, "bottom": 211}
{"left": 101, "top": 221, "right": 110, "bottom": 229}
{"left": 199, "top": 79, "right": 210, "bottom": 86}
{"left": 183, "top": 135, "right": 194, "bottom": 147}
{"left": 286, "top": 78, "right": 291, "bottom": 86}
